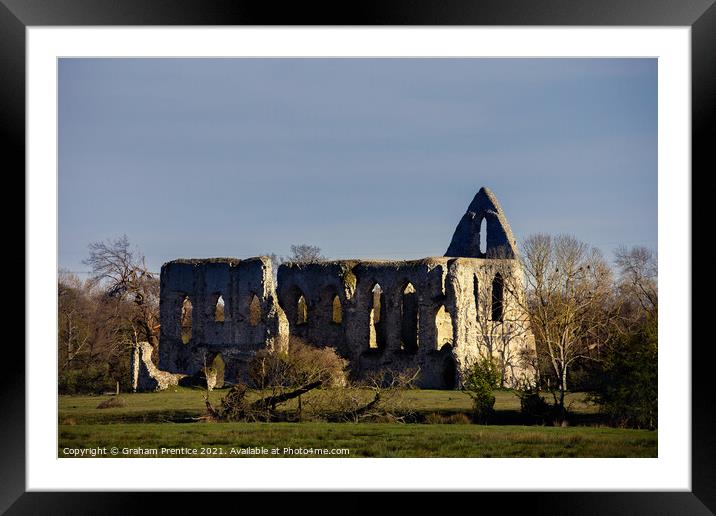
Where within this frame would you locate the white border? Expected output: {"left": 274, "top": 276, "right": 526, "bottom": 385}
{"left": 27, "top": 27, "right": 690, "bottom": 491}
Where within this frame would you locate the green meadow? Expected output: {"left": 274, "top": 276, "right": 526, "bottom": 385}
{"left": 59, "top": 388, "right": 656, "bottom": 458}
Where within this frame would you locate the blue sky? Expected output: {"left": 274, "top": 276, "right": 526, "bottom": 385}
{"left": 59, "top": 58, "right": 657, "bottom": 274}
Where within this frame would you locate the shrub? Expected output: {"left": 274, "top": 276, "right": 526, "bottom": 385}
{"left": 208, "top": 338, "right": 349, "bottom": 422}
{"left": 591, "top": 317, "right": 657, "bottom": 429}
{"left": 424, "top": 412, "right": 471, "bottom": 424}
{"left": 518, "top": 390, "right": 552, "bottom": 425}
{"left": 423, "top": 412, "right": 444, "bottom": 424}
{"left": 249, "top": 337, "right": 348, "bottom": 389}
{"left": 463, "top": 356, "right": 500, "bottom": 424}
{"left": 445, "top": 413, "right": 471, "bottom": 424}
{"left": 59, "top": 365, "right": 115, "bottom": 395}
{"left": 568, "top": 359, "right": 603, "bottom": 392}
{"left": 288, "top": 337, "right": 349, "bottom": 387}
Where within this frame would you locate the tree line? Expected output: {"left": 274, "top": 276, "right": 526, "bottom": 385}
{"left": 505, "top": 235, "right": 657, "bottom": 428}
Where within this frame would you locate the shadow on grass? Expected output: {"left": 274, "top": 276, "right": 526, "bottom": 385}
{"left": 415, "top": 409, "right": 609, "bottom": 427}
{"left": 61, "top": 407, "right": 612, "bottom": 427}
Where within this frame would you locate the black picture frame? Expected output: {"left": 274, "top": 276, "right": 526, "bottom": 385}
{"left": 5, "top": 1, "right": 711, "bottom": 513}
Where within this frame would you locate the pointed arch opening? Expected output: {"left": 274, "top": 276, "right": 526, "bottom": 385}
{"left": 214, "top": 295, "right": 225, "bottom": 322}
{"left": 180, "top": 296, "right": 193, "bottom": 344}
{"left": 400, "top": 282, "right": 419, "bottom": 352}
{"left": 435, "top": 305, "right": 454, "bottom": 350}
{"left": 332, "top": 295, "right": 343, "bottom": 324}
{"left": 369, "top": 283, "right": 386, "bottom": 350}
{"left": 441, "top": 344, "right": 457, "bottom": 389}
{"left": 473, "top": 274, "right": 480, "bottom": 321}
{"left": 297, "top": 295, "right": 308, "bottom": 325}
{"left": 249, "top": 294, "right": 261, "bottom": 326}
{"left": 209, "top": 353, "right": 226, "bottom": 389}
{"left": 479, "top": 216, "right": 487, "bottom": 256}
{"left": 491, "top": 273, "right": 504, "bottom": 322}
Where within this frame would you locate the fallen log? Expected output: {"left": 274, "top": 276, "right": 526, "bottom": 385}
{"left": 251, "top": 381, "right": 323, "bottom": 411}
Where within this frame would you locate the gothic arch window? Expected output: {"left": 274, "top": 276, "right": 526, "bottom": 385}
{"left": 332, "top": 295, "right": 342, "bottom": 324}
{"left": 369, "top": 283, "right": 385, "bottom": 349}
{"left": 181, "top": 295, "right": 193, "bottom": 343}
{"left": 249, "top": 294, "right": 261, "bottom": 326}
{"left": 297, "top": 295, "right": 308, "bottom": 325}
{"left": 214, "top": 295, "right": 225, "bottom": 322}
{"left": 473, "top": 274, "right": 479, "bottom": 320}
{"left": 400, "top": 282, "right": 419, "bottom": 352}
{"left": 491, "top": 273, "right": 504, "bottom": 322}
{"left": 435, "top": 305, "right": 454, "bottom": 350}
{"left": 479, "top": 216, "right": 487, "bottom": 256}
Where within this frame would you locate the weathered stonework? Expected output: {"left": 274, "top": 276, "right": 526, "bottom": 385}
{"left": 446, "top": 186, "right": 519, "bottom": 259}
{"left": 277, "top": 256, "right": 534, "bottom": 388}
{"left": 158, "top": 256, "right": 288, "bottom": 385}
{"left": 149, "top": 187, "right": 536, "bottom": 391}
{"left": 131, "top": 341, "right": 185, "bottom": 392}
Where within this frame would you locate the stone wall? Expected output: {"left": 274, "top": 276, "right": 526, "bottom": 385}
{"left": 153, "top": 186, "right": 536, "bottom": 390}
{"left": 276, "top": 257, "right": 535, "bottom": 388}
{"left": 131, "top": 341, "right": 185, "bottom": 392}
{"left": 158, "top": 256, "right": 288, "bottom": 384}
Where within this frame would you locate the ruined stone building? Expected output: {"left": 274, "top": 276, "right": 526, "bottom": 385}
{"left": 150, "top": 187, "right": 535, "bottom": 390}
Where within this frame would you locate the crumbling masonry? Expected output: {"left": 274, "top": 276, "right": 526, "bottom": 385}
{"left": 151, "top": 187, "right": 536, "bottom": 390}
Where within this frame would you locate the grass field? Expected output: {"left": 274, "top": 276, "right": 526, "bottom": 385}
{"left": 59, "top": 387, "right": 596, "bottom": 424}
{"left": 58, "top": 388, "right": 656, "bottom": 458}
{"left": 59, "top": 422, "right": 656, "bottom": 458}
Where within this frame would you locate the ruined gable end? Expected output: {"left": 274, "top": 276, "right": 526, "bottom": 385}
{"left": 445, "top": 186, "right": 519, "bottom": 259}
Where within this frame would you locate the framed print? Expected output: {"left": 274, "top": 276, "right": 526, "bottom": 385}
{"left": 5, "top": 0, "right": 713, "bottom": 513}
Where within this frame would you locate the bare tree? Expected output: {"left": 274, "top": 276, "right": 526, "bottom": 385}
{"left": 83, "top": 235, "right": 160, "bottom": 350}
{"left": 58, "top": 271, "right": 93, "bottom": 371}
{"left": 58, "top": 270, "right": 135, "bottom": 391}
{"left": 614, "top": 245, "right": 657, "bottom": 322}
{"left": 520, "top": 234, "right": 615, "bottom": 418}
{"left": 288, "top": 244, "right": 324, "bottom": 264}
{"left": 265, "top": 245, "right": 323, "bottom": 280}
